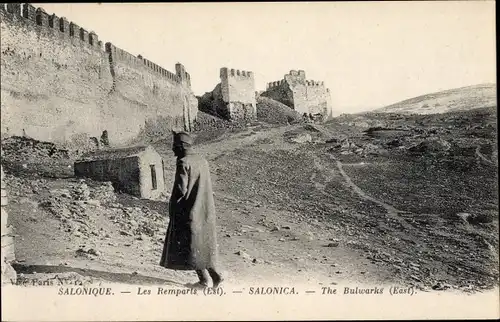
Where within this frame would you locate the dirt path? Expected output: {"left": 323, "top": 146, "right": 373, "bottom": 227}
{"left": 334, "top": 159, "right": 400, "bottom": 214}
{"left": 476, "top": 145, "right": 495, "bottom": 165}
{"left": 321, "top": 154, "right": 414, "bottom": 232}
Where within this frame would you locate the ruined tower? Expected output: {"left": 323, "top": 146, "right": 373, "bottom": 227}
{"left": 261, "top": 70, "right": 332, "bottom": 119}
{"left": 198, "top": 67, "right": 257, "bottom": 122}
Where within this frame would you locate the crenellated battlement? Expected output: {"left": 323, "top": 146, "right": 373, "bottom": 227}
{"left": 176, "top": 63, "right": 191, "bottom": 86}
{"left": 220, "top": 67, "right": 254, "bottom": 79}
{"left": 266, "top": 69, "right": 308, "bottom": 89}
{"left": 288, "top": 69, "right": 306, "bottom": 79}
{"left": 213, "top": 66, "right": 256, "bottom": 121}
{"left": 0, "top": 3, "right": 193, "bottom": 88}
{"left": 0, "top": 3, "right": 104, "bottom": 50}
{"left": 266, "top": 79, "right": 286, "bottom": 89}
{"left": 305, "top": 80, "right": 325, "bottom": 87}
{"left": 105, "top": 43, "right": 192, "bottom": 86}
{"left": 1, "top": 2, "right": 199, "bottom": 141}
{"left": 261, "top": 69, "right": 332, "bottom": 118}
{"left": 265, "top": 71, "right": 326, "bottom": 89}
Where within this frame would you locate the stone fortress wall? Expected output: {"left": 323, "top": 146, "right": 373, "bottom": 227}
{"left": 1, "top": 163, "right": 16, "bottom": 285}
{"left": 219, "top": 67, "right": 257, "bottom": 121}
{"left": 198, "top": 67, "right": 257, "bottom": 122}
{"left": 1, "top": 3, "right": 333, "bottom": 146}
{"left": 262, "top": 70, "right": 333, "bottom": 119}
{"left": 0, "top": 3, "right": 198, "bottom": 147}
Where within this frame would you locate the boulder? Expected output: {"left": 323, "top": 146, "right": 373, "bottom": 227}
{"left": 408, "top": 139, "right": 451, "bottom": 154}
{"left": 290, "top": 133, "right": 312, "bottom": 144}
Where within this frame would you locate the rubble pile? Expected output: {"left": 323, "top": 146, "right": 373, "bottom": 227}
{"left": 71, "top": 181, "right": 91, "bottom": 201}
{"left": 36, "top": 179, "right": 166, "bottom": 240}
{"left": 108, "top": 204, "right": 165, "bottom": 238}
{"left": 284, "top": 124, "right": 335, "bottom": 145}
{"left": 2, "top": 174, "right": 29, "bottom": 197}
{"left": 1, "top": 136, "right": 72, "bottom": 162}
{"left": 194, "top": 111, "right": 248, "bottom": 132}
{"left": 90, "top": 181, "right": 116, "bottom": 203}
{"left": 326, "top": 138, "right": 389, "bottom": 157}
{"left": 407, "top": 138, "right": 451, "bottom": 154}
{"left": 1, "top": 136, "right": 78, "bottom": 178}
{"left": 192, "top": 112, "right": 250, "bottom": 144}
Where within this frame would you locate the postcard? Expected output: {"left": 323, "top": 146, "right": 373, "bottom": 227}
{"left": 1, "top": 1, "right": 498, "bottom": 321}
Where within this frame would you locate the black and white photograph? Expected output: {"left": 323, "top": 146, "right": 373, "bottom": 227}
{"left": 1, "top": 1, "right": 498, "bottom": 320}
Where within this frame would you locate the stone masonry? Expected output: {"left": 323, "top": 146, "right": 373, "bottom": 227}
{"left": 261, "top": 70, "right": 333, "bottom": 120}
{"left": 198, "top": 67, "right": 257, "bottom": 122}
{"left": 1, "top": 2, "right": 335, "bottom": 146}
{"left": 1, "top": 164, "right": 17, "bottom": 285}
{"left": 0, "top": 3, "right": 198, "bottom": 147}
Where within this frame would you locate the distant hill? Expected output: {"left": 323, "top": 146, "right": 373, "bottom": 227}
{"left": 374, "top": 83, "right": 497, "bottom": 115}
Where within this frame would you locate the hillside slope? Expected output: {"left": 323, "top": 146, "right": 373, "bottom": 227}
{"left": 374, "top": 83, "right": 497, "bottom": 115}
{"left": 256, "top": 96, "right": 303, "bottom": 124}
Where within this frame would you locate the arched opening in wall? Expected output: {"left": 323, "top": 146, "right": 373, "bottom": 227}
{"left": 36, "top": 13, "right": 42, "bottom": 26}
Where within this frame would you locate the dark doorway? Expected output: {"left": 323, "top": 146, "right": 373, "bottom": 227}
{"left": 150, "top": 165, "right": 157, "bottom": 190}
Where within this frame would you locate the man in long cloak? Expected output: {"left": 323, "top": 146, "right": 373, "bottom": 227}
{"left": 160, "top": 131, "right": 223, "bottom": 288}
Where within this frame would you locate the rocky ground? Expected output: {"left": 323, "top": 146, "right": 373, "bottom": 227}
{"left": 1, "top": 106, "right": 498, "bottom": 293}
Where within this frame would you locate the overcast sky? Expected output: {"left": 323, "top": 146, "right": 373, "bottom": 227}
{"left": 38, "top": 2, "right": 496, "bottom": 113}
